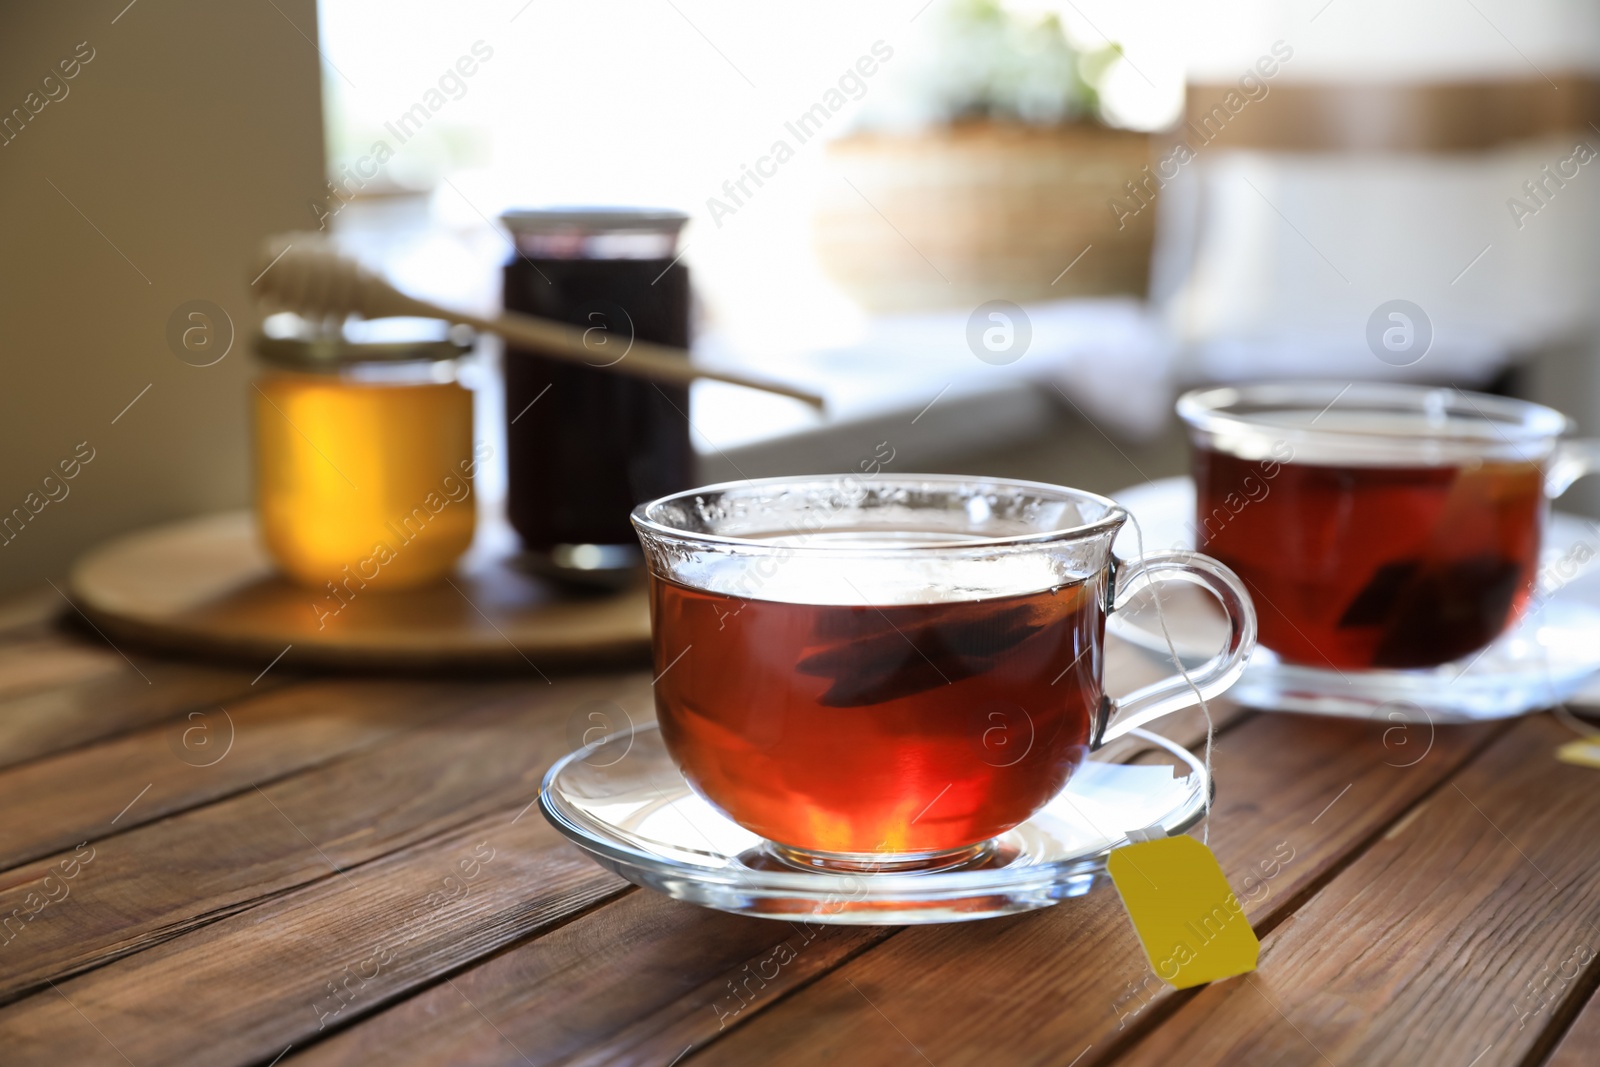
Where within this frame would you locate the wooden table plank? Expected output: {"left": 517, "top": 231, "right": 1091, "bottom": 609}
{"left": 1545, "top": 980, "right": 1600, "bottom": 1067}
{"left": 0, "top": 675, "right": 647, "bottom": 1004}
{"left": 0, "top": 643, "right": 275, "bottom": 772}
{"left": 0, "top": 588, "right": 80, "bottom": 646}
{"left": 259, "top": 697, "right": 1251, "bottom": 1067}
{"left": 0, "top": 638, "right": 126, "bottom": 703}
{"left": 682, "top": 713, "right": 1509, "bottom": 1067}
{"left": 290, "top": 890, "right": 887, "bottom": 1067}
{"left": 1113, "top": 714, "right": 1600, "bottom": 1067}
{"left": 0, "top": 679, "right": 512, "bottom": 870}
{"left": 0, "top": 805, "right": 627, "bottom": 1067}
{"left": 0, "top": 588, "right": 61, "bottom": 635}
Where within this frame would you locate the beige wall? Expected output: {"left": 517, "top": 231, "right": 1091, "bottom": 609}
{"left": 0, "top": 0, "right": 325, "bottom": 596}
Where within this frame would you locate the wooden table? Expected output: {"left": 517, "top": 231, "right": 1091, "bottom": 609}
{"left": 4, "top": 585, "right": 1600, "bottom": 1067}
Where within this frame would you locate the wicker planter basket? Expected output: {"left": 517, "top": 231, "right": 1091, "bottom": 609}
{"left": 814, "top": 122, "right": 1156, "bottom": 312}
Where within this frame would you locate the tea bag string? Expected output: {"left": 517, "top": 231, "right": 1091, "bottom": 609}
{"left": 1123, "top": 511, "right": 1214, "bottom": 843}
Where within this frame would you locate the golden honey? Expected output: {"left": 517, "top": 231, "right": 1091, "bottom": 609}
{"left": 254, "top": 372, "right": 475, "bottom": 590}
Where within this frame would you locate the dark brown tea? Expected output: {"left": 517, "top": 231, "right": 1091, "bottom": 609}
{"left": 1195, "top": 447, "right": 1543, "bottom": 670}
{"left": 650, "top": 574, "right": 1104, "bottom": 856}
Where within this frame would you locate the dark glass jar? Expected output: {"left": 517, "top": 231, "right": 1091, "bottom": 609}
{"left": 500, "top": 207, "right": 693, "bottom": 574}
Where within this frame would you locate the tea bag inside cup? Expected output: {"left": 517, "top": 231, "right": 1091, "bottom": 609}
{"left": 797, "top": 599, "right": 1053, "bottom": 708}
{"left": 1337, "top": 462, "right": 1539, "bottom": 667}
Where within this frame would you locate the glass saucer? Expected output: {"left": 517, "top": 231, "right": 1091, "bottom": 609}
{"left": 539, "top": 723, "right": 1210, "bottom": 924}
{"left": 1110, "top": 477, "right": 1600, "bottom": 722}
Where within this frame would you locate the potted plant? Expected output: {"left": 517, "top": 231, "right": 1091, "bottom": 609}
{"left": 814, "top": 0, "right": 1155, "bottom": 312}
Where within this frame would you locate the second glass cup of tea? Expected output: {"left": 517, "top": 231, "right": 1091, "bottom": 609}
{"left": 1178, "top": 382, "right": 1600, "bottom": 672}
{"left": 632, "top": 474, "right": 1256, "bottom": 873}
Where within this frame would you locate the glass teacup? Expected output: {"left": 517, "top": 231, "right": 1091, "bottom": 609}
{"left": 632, "top": 474, "right": 1256, "bottom": 873}
{"left": 1178, "top": 382, "right": 1600, "bottom": 671}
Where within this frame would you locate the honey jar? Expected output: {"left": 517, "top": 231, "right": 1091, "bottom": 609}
{"left": 252, "top": 314, "right": 477, "bottom": 590}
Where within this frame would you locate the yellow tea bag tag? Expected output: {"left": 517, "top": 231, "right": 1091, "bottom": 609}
{"left": 1556, "top": 739, "right": 1600, "bottom": 769}
{"left": 1108, "top": 835, "right": 1259, "bottom": 990}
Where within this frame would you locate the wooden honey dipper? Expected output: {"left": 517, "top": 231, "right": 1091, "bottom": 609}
{"left": 250, "top": 234, "right": 827, "bottom": 410}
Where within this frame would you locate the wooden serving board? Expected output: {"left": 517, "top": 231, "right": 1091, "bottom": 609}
{"left": 67, "top": 511, "right": 651, "bottom": 673}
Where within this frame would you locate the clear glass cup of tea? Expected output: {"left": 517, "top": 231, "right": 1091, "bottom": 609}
{"left": 631, "top": 474, "right": 1256, "bottom": 874}
{"left": 1178, "top": 382, "right": 1600, "bottom": 672}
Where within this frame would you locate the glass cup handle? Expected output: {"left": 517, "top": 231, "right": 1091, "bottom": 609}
{"left": 1092, "top": 551, "right": 1258, "bottom": 748}
{"left": 1546, "top": 439, "right": 1600, "bottom": 498}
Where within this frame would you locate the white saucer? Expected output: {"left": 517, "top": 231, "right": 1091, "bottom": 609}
{"left": 1110, "top": 477, "right": 1600, "bottom": 722}
{"left": 540, "top": 723, "right": 1210, "bottom": 924}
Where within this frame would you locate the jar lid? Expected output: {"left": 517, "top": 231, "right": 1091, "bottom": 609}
{"left": 500, "top": 206, "right": 689, "bottom": 235}
{"left": 254, "top": 313, "right": 473, "bottom": 370}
